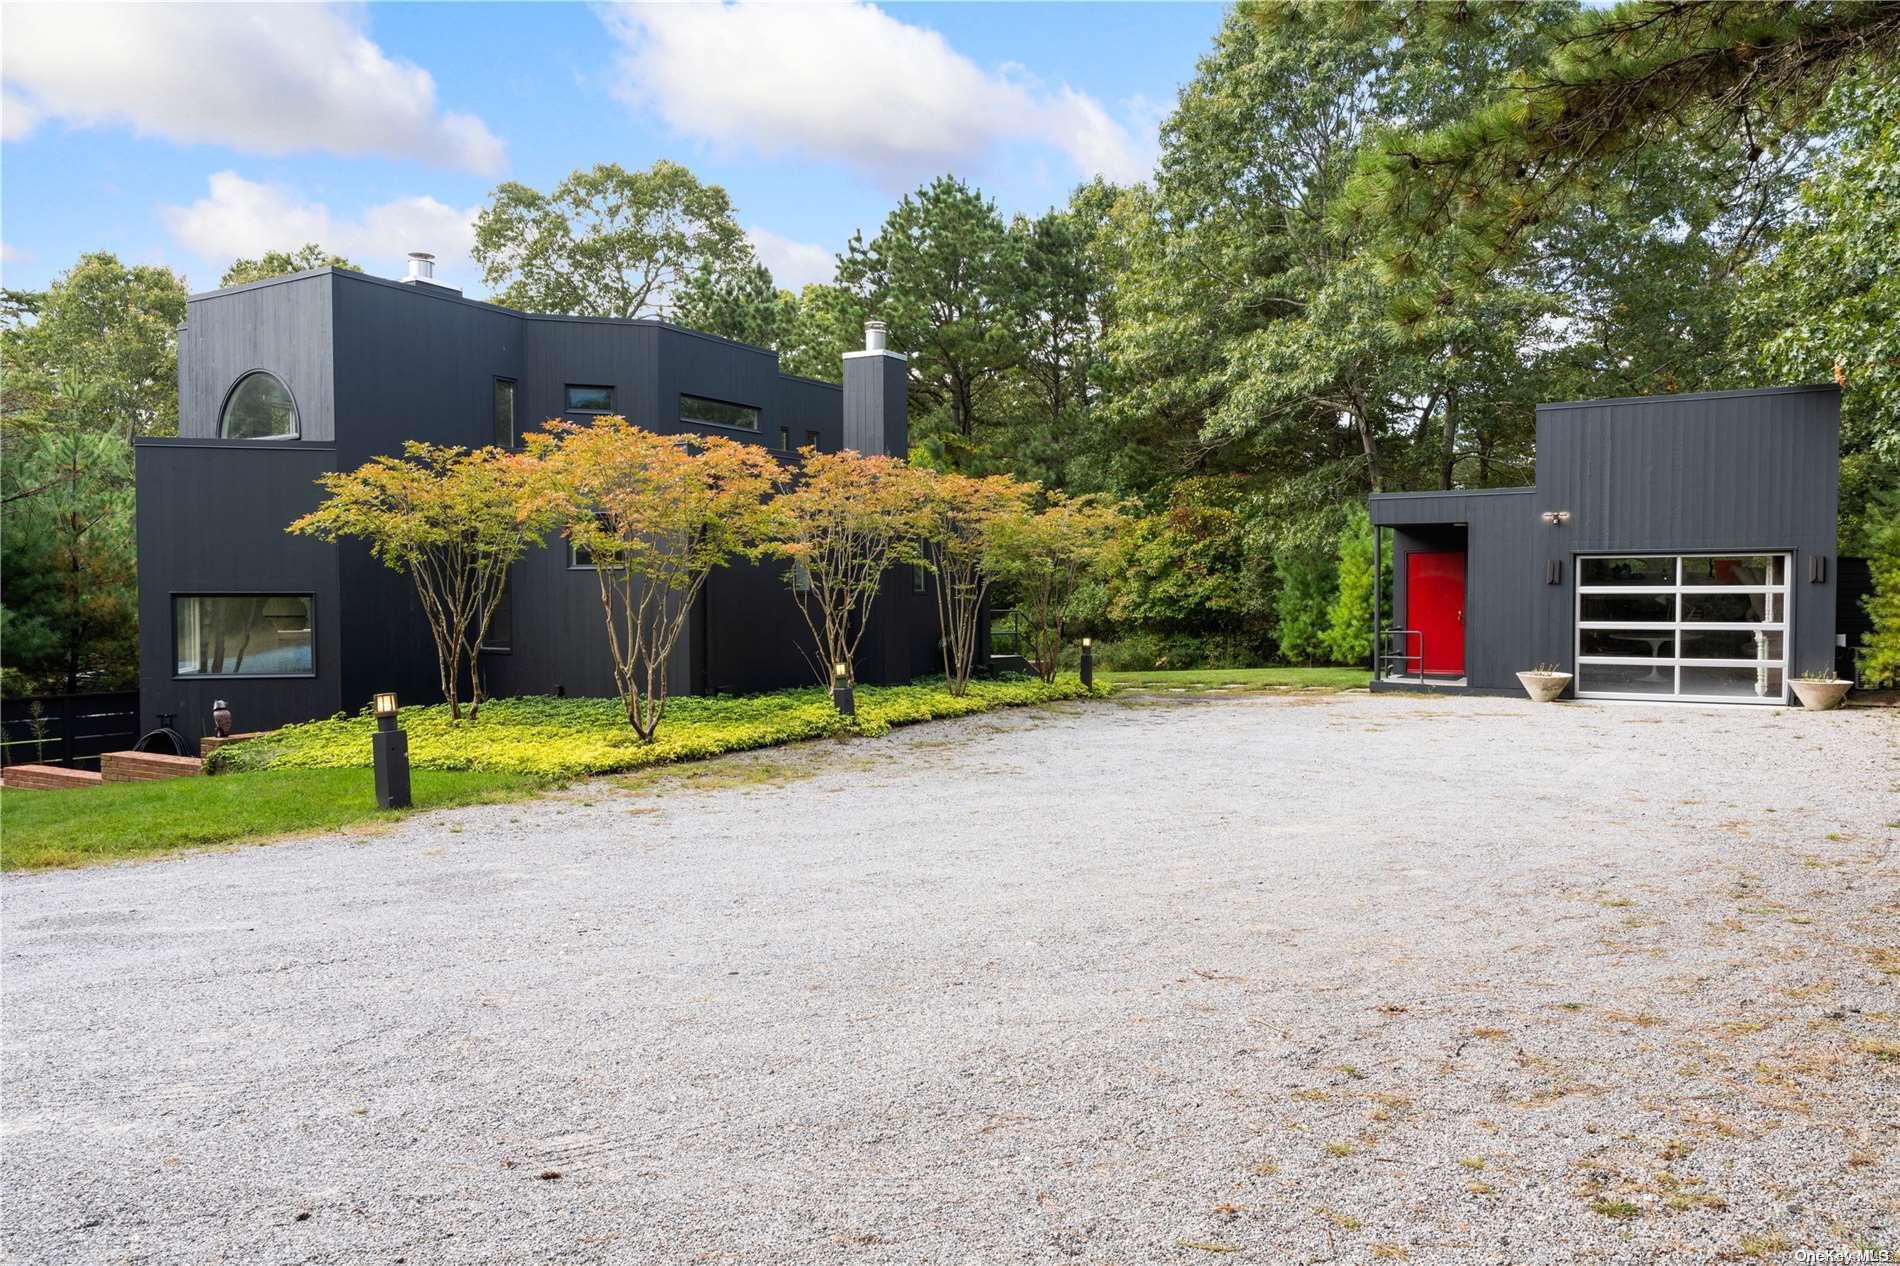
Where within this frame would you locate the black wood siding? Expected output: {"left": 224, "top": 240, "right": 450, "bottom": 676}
{"left": 179, "top": 271, "right": 336, "bottom": 441}
{"left": 150, "top": 268, "right": 940, "bottom": 726}
{"left": 134, "top": 440, "right": 342, "bottom": 750}
{"left": 1372, "top": 385, "right": 1842, "bottom": 693}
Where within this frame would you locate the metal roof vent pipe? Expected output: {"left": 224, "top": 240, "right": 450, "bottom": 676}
{"left": 399, "top": 251, "right": 460, "bottom": 295}
{"left": 864, "top": 319, "right": 888, "bottom": 353}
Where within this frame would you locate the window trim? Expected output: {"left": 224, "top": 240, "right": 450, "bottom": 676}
{"left": 493, "top": 376, "right": 519, "bottom": 449}
{"left": 679, "top": 392, "right": 761, "bottom": 434}
{"left": 170, "top": 591, "right": 317, "bottom": 680}
{"left": 565, "top": 384, "right": 615, "bottom": 415}
{"left": 217, "top": 369, "right": 301, "bottom": 441}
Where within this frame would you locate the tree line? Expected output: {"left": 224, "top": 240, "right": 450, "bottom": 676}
{"left": 4, "top": 0, "right": 1896, "bottom": 695}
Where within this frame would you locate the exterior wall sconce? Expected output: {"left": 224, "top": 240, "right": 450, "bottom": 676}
{"left": 372, "top": 692, "right": 411, "bottom": 810}
{"left": 830, "top": 663, "right": 855, "bottom": 718}
{"left": 1080, "top": 637, "right": 1094, "bottom": 690}
{"left": 1540, "top": 510, "right": 1571, "bottom": 525}
{"left": 211, "top": 700, "right": 232, "bottom": 738}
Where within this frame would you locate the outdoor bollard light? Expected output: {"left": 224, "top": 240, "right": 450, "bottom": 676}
{"left": 830, "top": 662, "right": 855, "bottom": 718}
{"left": 211, "top": 699, "right": 232, "bottom": 738}
{"left": 371, "top": 691, "right": 411, "bottom": 810}
{"left": 1080, "top": 637, "right": 1094, "bottom": 690}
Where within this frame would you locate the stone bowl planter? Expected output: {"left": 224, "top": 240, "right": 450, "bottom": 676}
{"left": 1516, "top": 670, "right": 1572, "bottom": 703}
{"left": 1789, "top": 678, "right": 1852, "bottom": 711}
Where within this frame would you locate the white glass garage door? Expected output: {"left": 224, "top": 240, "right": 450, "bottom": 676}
{"left": 1575, "top": 554, "right": 1790, "bottom": 704}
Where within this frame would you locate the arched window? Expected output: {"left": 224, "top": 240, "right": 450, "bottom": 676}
{"left": 219, "top": 371, "right": 299, "bottom": 439}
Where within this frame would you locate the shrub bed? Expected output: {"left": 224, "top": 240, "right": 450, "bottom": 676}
{"left": 217, "top": 675, "right": 1100, "bottom": 781}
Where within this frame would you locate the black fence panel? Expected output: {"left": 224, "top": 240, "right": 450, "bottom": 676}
{"left": 0, "top": 692, "right": 140, "bottom": 771}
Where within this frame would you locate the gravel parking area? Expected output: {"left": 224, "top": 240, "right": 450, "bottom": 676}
{"left": 3, "top": 690, "right": 1896, "bottom": 1264}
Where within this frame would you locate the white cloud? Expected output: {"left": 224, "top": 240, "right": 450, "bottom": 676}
{"left": 601, "top": 1, "right": 1153, "bottom": 184}
{"left": 747, "top": 226, "right": 834, "bottom": 291}
{"left": 161, "top": 172, "right": 480, "bottom": 290}
{"left": 1, "top": 4, "right": 505, "bottom": 174}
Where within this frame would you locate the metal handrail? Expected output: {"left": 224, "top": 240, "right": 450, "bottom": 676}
{"left": 1377, "top": 627, "right": 1423, "bottom": 681}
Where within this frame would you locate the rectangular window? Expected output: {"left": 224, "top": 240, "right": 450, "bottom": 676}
{"left": 481, "top": 579, "right": 512, "bottom": 652}
{"left": 779, "top": 426, "right": 791, "bottom": 451}
{"left": 493, "top": 378, "right": 517, "bottom": 448}
{"left": 805, "top": 430, "right": 821, "bottom": 451}
{"left": 569, "top": 515, "right": 624, "bottom": 570}
{"left": 174, "top": 595, "right": 314, "bottom": 676}
{"left": 680, "top": 393, "right": 759, "bottom": 431}
{"left": 1576, "top": 552, "right": 1790, "bottom": 704}
{"left": 565, "top": 384, "right": 614, "bottom": 414}
{"left": 913, "top": 564, "right": 927, "bottom": 594}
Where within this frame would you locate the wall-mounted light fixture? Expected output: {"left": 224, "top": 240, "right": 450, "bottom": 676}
{"left": 1080, "top": 637, "right": 1094, "bottom": 690}
{"left": 211, "top": 699, "right": 233, "bottom": 738}
{"left": 1540, "top": 510, "right": 1571, "bottom": 525}
{"left": 830, "top": 662, "right": 855, "bottom": 718}
{"left": 372, "top": 692, "right": 411, "bottom": 810}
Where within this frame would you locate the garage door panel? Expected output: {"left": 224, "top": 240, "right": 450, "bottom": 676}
{"left": 1576, "top": 552, "right": 1789, "bottom": 705}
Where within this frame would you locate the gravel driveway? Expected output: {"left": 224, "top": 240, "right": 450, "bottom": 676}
{"left": 3, "top": 690, "right": 1896, "bottom": 1265}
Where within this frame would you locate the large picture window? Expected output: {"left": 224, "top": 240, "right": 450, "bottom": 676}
{"left": 219, "top": 371, "right": 299, "bottom": 439}
{"left": 1575, "top": 554, "right": 1789, "bottom": 704}
{"left": 174, "top": 595, "right": 314, "bottom": 676}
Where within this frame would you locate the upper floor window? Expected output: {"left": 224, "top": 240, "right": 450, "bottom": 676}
{"left": 219, "top": 371, "right": 298, "bottom": 439}
{"left": 566, "top": 384, "right": 614, "bottom": 415}
{"left": 778, "top": 426, "right": 791, "bottom": 451}
{"left": 494, "top": 378, "right": 517, "bottom": 448}
{"left": 805, "top": 430, "right": 821, "bottom": 451}
{"left": 680, "top": 393, "right": 759, "bottom": 432}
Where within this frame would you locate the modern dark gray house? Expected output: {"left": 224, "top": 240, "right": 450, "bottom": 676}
{"left": 134, "top": 256, "right": 939, "bottom": 752}
{"left": 1371, "top": 384, "right": 1841, "bottom": 704}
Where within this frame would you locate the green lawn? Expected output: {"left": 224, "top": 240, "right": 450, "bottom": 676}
{"left": 1098, "top": 665, "right": 1368, "bottom": 693}
{"left": 1, "top": 768, "right": 546, "bottom": 871}
{"left": 4, "top": 674, "right": 1103, "bottom": 870}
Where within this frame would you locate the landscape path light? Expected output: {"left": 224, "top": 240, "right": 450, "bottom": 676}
{"left": 1080, "top": 637, "right": 1094, "bottom": 690}
{"left": 372, "top": 691, "right": 412, "bottom": 810}
{"left": 830, "top": 662, "right": 855, "bottom": 718}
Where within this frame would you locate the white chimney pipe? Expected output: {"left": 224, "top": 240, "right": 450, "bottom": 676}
{"left": 406, "top": 252, "right": 436, "bottom": 282}
{"left": 864, "top": 319, "right": 888, "bottom": 353}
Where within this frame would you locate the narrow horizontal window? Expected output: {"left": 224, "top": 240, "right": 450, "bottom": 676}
{"left": 680, "top": 394, "right": 759, "bottom": 431}
{"left": 565, "top": 384, "right": 614, "bottom": 414}
{"left": 174, "top": 595, "right": 313, "bottom": 676}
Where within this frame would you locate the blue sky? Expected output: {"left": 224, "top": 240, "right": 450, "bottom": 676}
{"left": 1, "top": 2, "right": 1226, "bottom": 298}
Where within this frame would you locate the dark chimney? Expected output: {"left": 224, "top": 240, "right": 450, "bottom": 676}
{"left": 842, "top": 319, "right": 907, "bottom": 457}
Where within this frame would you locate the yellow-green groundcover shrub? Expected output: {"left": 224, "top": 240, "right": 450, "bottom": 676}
{"left": 215, "top": 676, "right": 1100, "bottom": 781}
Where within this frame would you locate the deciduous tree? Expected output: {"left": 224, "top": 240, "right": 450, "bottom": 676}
{"left": 917, "top": 470, "right": 1035, "bottom": 695}
{"left": 473, "top": 161, "right": 756, "bottom": 320}
{"left": 986, "top": 493, "right": 1120, "bottom": 683}
{"left": 220, "top": 244, "right": 360, "bottom": 288}
{"left": 767, "top": 449, "right": 933, "bottom": 687}
{"left": 522, "top": 417, "right": 781, "bottom": 739}
{"left": 288, "top": 443, "right": 552, "bottom": 721}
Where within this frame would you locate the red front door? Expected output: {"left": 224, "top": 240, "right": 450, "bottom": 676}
{"left": 1407, "top": 551, "right": 1466, "bottom": 675}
